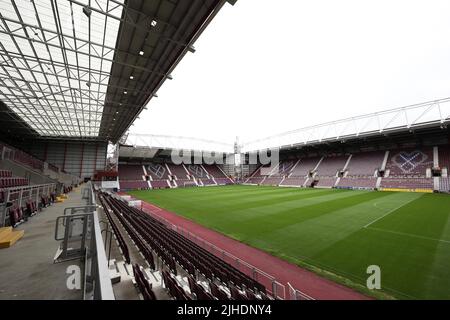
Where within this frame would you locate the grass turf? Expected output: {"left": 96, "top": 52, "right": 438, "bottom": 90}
{"left": 128, "top": 185, "right": 450, "bottom": 299}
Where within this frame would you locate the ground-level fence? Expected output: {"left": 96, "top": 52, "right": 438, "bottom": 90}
{"left": 288, "top": 282, "right": 314, "bottom": 300}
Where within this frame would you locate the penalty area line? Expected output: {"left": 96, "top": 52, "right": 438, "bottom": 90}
{"left": 363, "top": 197, "right": 419, "bottom": 228}
{"left": 365, "top": 227, "right": 450, "bottom": 244}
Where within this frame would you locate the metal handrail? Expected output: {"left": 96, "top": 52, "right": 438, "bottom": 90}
{"left": 53, "top": 183, "right": 115, "bottom": 300}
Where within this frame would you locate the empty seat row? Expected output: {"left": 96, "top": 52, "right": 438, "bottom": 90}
{"left": 0, "top": 170, "right": 13, "bottom": 177}
{"left": 99, "top": 192, "right": 267, "bottom": 299}
{"left": 0, "top": 177, "right": 29, "bottom": 188}
{"left": 162, "top": 270, "right": 191, "bottom": 300}
{"left": 98, "top": 195, "right": 130, "bottom": 264}
{"left": 98, "top": 193, "right": 155, "bottom": 270}
{"left": 380, "top": 177, "right": 434, "bottom": 189}
{"left": 261, "top": 177, "right": 283, "bottom": 185}
{"left": 214, "top": 178, "right": 234, "bottom": 185}
{"left": 199, "top": 179, "right": 216, "bottom": 186}
{"left": 149, "top": 180, "right": 169, "bottom": 189}
{"left": 188, "top": 275, "right": 214, "bottom": 300}
{"left": 132, "top": 264, "right": 157, "bottom": 300}
{"left": 8, "top": 206, "right": 24, "bottom": 227}
{"left": 119, "top": 180, "right": 149, "bottom": 190}
{"left": 440, "top": 177, "right": 450, "bottom": 192}
{"left": 118, "top": 164, "right": 145, "bottom": 181}
{"left": 10, "top": 194, "right": 55, "bottom": 226}
{"left": 338, "top": 176, "right": 377, "bottom": 189}
{"left": 13, "top": 150, "right": 45, "bottom": 171}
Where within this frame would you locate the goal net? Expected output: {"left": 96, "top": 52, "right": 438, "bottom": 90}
{"left": 182, "top": 181, "right": 197, "bottom": 188}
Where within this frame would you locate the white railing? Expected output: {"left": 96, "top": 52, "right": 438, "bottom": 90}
{"left": 0, "top": 183, "right": 57, "bottom": 227}
{"left": 84, "top": 184, "right": 115, "bottom": 300}
{"left": 288, "top": 282, "right": 315, "bottom": 300}
{"left": 54, "top": 184, "right": 114, "bottom": 300}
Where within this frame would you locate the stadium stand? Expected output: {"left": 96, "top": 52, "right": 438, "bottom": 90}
{"left": 167, "top": 164, "right": 189, "bottom": 180}
{"left": 117, "top": 164, "right": 148, "bottom": 190}
{"left": 118, "top": 164, "right": 145, "bottom": 180}
{"left": 315, "top": 177, "right": 338, "bottom": 188}
{"left": 113, "top": 148, "right": 450, "bottom": 193}
{"left": 119, "top": 181, "right": 149, "bottom": 190}
{"left": 145, "top": 163, "right": 171, "bottom": 189}
{"left": 246, "top": 176, "right": 266, "bottom": 184}
{"left": 385, "top": 148, "right": 433, "bottom": 176}
{"left": 203, "top": 164, "right": 228, "bottom": 178}
{"left": 185, "top": 164, "right": 216, "bottom": 186}
{"left": 0, "top": 143, "right": 68, "bottom": 230}
{"left": 337, "top": 151, "right": 385, "bottom": 189}
{"left": 0, "top": 0, "right": 248, "bottom": 301}
{"left": 381, "top": 148, "right": 434, "bottom": 190}
{"left": 117, "top": 163, "right": 232, "bottom": 189}
{"left": 337, "top": 176, "right": 378, "bottom": 189}
{"left": 199, "top": 179, "right": 217, "bottom": 186}
{"left": 261, "top": 160, "right": 296, "bottom": 185}
{"left": 261, "top": 177, "right": 284, "bottom": 186}
{"left": 0, "top": 171, "right": 28, "bottom": 188}
{"left": 438, "top": 145, "right": 450, "bottom": 171}
{"left": 314, "top": 155, "right": 349, "bottom": 187}
{"left": 99, "top": 194, "right": 130, "bottom": 264}
{"left": 276, "top": 160, "right": 297, "bottom": 176}
{"left": 246, "top": 176, "right": 265, "bottom": 185}
{"left": 175, "top": 180, "right": 198, "bottom": 188}
{"left": 381, "top": 177, "right": 434, "bottom": 190}
{"left": 13, "top": 149, "right": 45, "bottom": 172}
{"left": 245, "top": 165, "right": 266, "bottom": 184}
{"left": 146, "top": 163, "right": 170, "bottom": 180}
{"left": 150, "top": 180, "right": 170, "bottom": 189}
{"left": 203, "top": 164, "right": 234, "bottom": 185}
{"left": 344, "top": 151, "right": 385, "bottom": 176}
{"left": 290, "top": 157, "right": 322, "bottom": 177}
{"left": 132, "top": 264, "right": 157, "bottom": 300}
{"left": 214, "top": 178, "right": 235, "bottom": 185}
{"left": 186, "top": 164, "right": 208, "bottom": 179}
{"left": 316, "top": 155, "right": 349, "bottom": 177}
{"left": 280, "top": 177, "right": 307, "bottom": 187}
{"left": 280, "top": 157, "right": 321, "bottom": 186}
{"left": 440, "top": 177, "right": 450, "bottom": 192}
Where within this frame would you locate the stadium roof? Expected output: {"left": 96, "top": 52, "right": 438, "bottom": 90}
{"left": 119, "top": 98, "right": 450, "bottom": 155}
{"left": 242, "top": 98, "right": 450, "bottom": 152}
{"left": 124, "top": 133, "right": 234, "bottom": 154}
{"left": 0, "top": 0, "right": 234, "bottom": 142}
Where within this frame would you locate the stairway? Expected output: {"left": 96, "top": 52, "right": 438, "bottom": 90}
{"left": 0, "top": 226, "right": 24, "bottom": 249}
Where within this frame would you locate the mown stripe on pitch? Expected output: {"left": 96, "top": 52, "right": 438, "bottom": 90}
{"left": 219, "top": 191, "right": 388, "bottom": 235}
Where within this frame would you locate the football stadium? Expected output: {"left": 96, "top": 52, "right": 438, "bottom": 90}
{"left": 1, "top": 0, "right": 450, "bottom": 305}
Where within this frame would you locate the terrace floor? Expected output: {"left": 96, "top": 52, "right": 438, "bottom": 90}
{"left": 0, "top": 189, "right": 84, "bottom": 300}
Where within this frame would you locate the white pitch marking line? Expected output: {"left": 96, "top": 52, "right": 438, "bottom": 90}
{"left": 363, "top": 197, "right": 420, "bottom": 228}
{"left": 366, "top": 227, "right": 450, "bottom": 244}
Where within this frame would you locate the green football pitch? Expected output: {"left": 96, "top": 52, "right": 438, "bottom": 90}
{"left": 128, "top": 185, "right": 450, "bottom": 299}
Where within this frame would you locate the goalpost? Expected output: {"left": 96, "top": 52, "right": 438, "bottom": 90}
{"left": 183, "top": 181, "right": 197, "bottom": 188}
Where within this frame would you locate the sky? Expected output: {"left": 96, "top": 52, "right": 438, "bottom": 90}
{"left": 130, "top": 0, "right": 450, "bottom": 147}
